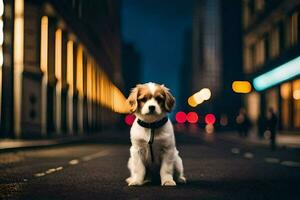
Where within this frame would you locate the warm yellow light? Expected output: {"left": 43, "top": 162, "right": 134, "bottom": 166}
{"left": 232, "top": 81, "right": 252, "bottom": 93}
{"left": 0, "top": 20, "right": 3, "bottom": 45}
{"left": 0, "top": 0, "right": 2, "bottom": 120}
{"left": 67, "top": 40, "right": 73, "bottom": 90}
{"left": 0, "top": 0, "right": 4, "bottom": 17}
{"left": 40, "top": 16, "right": 48, "bottom": 73}
{"left": 280, "top": 82, "right": 291, "bottom": 99}
{"left": 55, "top": 29, "right": 62, "bottom": 82}
{"left": 188, "top": 88, "right": 211, "bottom": 107}
{"left": 293, "top": 80, "right": 300, "bottom": 100}
{"left": 13, "top": 0, "right": 24, "bottom": 137}
{"left": 76, "top": 45, "right": 83, "bottom": 96}
{"left": 86, "top": 57, "right": 92, "bottom": 100}
{"left": 188, "top": 96, "right": 198, "bottom": 107}
{"left": 293, "top": 90, "right": 300, "bottom": 100}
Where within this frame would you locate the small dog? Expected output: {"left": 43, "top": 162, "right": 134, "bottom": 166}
{"left": 126, "top": 82, "right": 186, "bottom": 186}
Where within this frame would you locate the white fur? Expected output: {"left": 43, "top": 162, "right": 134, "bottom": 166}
{"left": 147, "top": 82, "right": 157, "bottom": 95}
{"left": 126, "top": 83, "right": 186, "bottom": 186}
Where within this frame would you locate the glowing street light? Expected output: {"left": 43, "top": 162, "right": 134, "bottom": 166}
{"left": 232, "top": 81, "right": 252, "bottom": 93}
{"left": 187, "top": 88, "right": 211, "bottom": 107}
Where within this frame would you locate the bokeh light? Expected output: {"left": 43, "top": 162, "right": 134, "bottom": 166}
{"left": 220, "top": 114, "right": 228, "bottom": 126}
{"left": 188, "top": 88, "right": 211, "bottom": 107}
{"left": 187, "top": 112, "right": 198, "bottom": 123}
{"left": 232, "top": 81, "right": 252, "bottom": 93}
{"left": 176, "top": 111, "right": 187, "bottom": 123}
{"left": 205, "top": 113, "right": 216, "bottom": 125}
{"left": 188, "top": 96, "right": 198, "bottom": 107}
{"left": 125, "top": 114, "right": 136, "bottom": 126}
{"left": 205, "top": 124, "right": 214, "bottom": 134}
{"left": 198, "top": 88, "right": 211, "bottom": 100}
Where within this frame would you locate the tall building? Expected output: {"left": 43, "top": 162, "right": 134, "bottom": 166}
{"left": 0, "top": 0, "right": 126, "bottom": 138}
{"left": 242, "top": 0, "right": 300, "bottom": 131}
{"left": 121, "top": 42, "right": 141, "bottom": 95}
{"left": 189, "top": 0, "right": 242, "bottom": 126}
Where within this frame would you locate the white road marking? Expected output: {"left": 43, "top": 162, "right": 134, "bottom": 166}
{"left": 265, "top": 157, "right": 280, "bottom": 163}
{"left": 69, "top": 159, "right": 79, "bottom": 165}
{"left": 243, "top": 152, "right": 254, "bottom": 159}
{"left": 45, "top": 168, "right": 56, "bottom": 174}
{"left": 31, "top": 150, "right": 108, "bottom": 179}
{"left": 281, "top": 161, "right": 300, "bottom": 167}
{"left": 231, "top": 148, "right": 240, "bottom": 154}
{"left": 56, "top": 166, "right": 63, "bottom": 171}
{"left": 34, "top": 172, "right": 46, "bottom": 177}
{"left": 82, "top": 150, "right": 110, "bottom": 161}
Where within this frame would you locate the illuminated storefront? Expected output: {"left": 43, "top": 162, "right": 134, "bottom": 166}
{"left": 243, "top": 0, "right": 300, "bottom": 132}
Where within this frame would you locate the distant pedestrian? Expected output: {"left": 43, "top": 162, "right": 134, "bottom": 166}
{"left": 257, "top": 114, "right": 266, "bottom": 139}
{"left": 236, "top": 108, "right": 251, "bottom": 137}
{"left": 266, "top": 108, "right": 278, "bottom": 151}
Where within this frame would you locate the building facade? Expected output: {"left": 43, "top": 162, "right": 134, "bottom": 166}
{"left": 243, "top": 0, "right": 300, "bottom": 131}
{"left": 0, "top": 0, "right": 126, "bottom": 138}
{"left": 188, "top": 0, "right": 242, "bottom": 128}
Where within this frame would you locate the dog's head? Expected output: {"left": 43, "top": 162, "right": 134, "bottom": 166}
{"left": 126, "top": 82, "right": 175, "bottom": 122}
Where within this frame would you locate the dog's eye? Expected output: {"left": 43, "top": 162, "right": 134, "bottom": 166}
{"left": 139, "top": 97, "right": 147, "bottom": 102}
{"left": 155, "top": 96, "right": 163, "bottom": 102}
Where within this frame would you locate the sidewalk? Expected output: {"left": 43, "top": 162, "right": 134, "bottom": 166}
{"left": 220, "top": 131, "right": 300, "bottom": 149}
{"left": 0, "top": 129, "right": 130, "bottom": 153}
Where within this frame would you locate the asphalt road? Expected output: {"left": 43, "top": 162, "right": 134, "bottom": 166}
{"left": 1, "top": 131, "right": 300, "bottom": 200}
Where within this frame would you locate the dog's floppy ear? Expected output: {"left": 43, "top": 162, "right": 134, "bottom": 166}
{"left": 161, "top": 85, "right": 175, "bottom": 112}
{"left": 126, "top": 85, "right": 140, "bottom": 113}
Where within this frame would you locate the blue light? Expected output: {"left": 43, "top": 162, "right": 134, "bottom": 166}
{"left": 253, "top": 56, "right": 300, "bottom": 91}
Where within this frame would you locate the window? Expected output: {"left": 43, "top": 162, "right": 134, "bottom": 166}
{"left": 243, "top": 46, "right": 252, "bottom": 73}
{"left": 285, "top": 13, "right": 298, "bottom": 48}
{"left": 254, "top": 39, "right": 265, "bottom": 67}
{"left": 293, "top": 79, "right": 300, "bottom": 128}
{"left": 255, "top": 0, "right": 265, "bottom": 12}
{"left": 291, "top": 12, "right": 298, "bottom": 45}
{"left": 280, "top": 82, "right": 291, "bottom": 129}
{"left": 269, "top": 27, "right": 279, "bottom": 58}
{"left": 243, "top": 0, "right": 250, "bottom": 28}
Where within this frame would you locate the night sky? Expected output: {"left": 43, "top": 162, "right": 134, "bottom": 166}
{"left": 122, "top": 0, "right": 194, "bottom": 99}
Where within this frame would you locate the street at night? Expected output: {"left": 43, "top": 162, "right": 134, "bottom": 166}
{"left": 1, "top": 130, "right": 300, "bottom": 200}
{"left": 1, "top": 0, "right": 300, "bottom": 199}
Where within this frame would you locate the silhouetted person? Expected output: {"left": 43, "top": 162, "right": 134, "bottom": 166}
{"left": 267, "top": 108, "right": 278, "bottom": 151}
{"left": 236, "top": 108, "right": 251, "bottom": 137}
{"left": 257, "top": 114, "right": 266, "bottom": 139}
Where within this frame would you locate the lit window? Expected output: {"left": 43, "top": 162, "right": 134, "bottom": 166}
{"left": 40, "top": 16, "right": 48, "bottom": 73}
{"left": 0, "top": 0, "right": 3, "bottom": 120}
{"left": 293, "top": 79, "right": 300, "bottom": 128}
{"left": 67, "top": 40, "right": 73, "bottom": 91}
{"left": 281, "top": 82, "right": 291, "bottom": 129}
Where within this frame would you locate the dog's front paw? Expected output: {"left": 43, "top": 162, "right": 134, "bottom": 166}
{"left": 177, "top": 176, "right": 187, "bottom": 184}
{"left": 162, "top": 179, "right": 176, "bottom": 186}
{"left": 126, "top": 178, "right": 144, "bottom": 186}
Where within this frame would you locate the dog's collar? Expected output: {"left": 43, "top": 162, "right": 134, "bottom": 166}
{"left": 137, "top": 117, "right": 168, "bottom": 129}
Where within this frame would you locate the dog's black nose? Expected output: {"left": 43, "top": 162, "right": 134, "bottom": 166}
{"left": 149, "top": 105, "right": 155, "bottom": 112}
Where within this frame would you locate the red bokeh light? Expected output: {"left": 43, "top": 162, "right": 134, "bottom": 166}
{"left": 125, "top": 114, "right": 136, "bottom": 126}
{"left": 205, "top": 113, "right": 216, "bottom": 125}
{"left": 176, "top": 111, "right": 187, "bottom": 123}
{"left": 187, "top": 112, "right": 198, "bottom": 124}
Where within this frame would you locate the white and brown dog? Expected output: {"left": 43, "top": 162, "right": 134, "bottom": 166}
{"left": 126, "top": 82, "right": 186, "bottom": 186}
